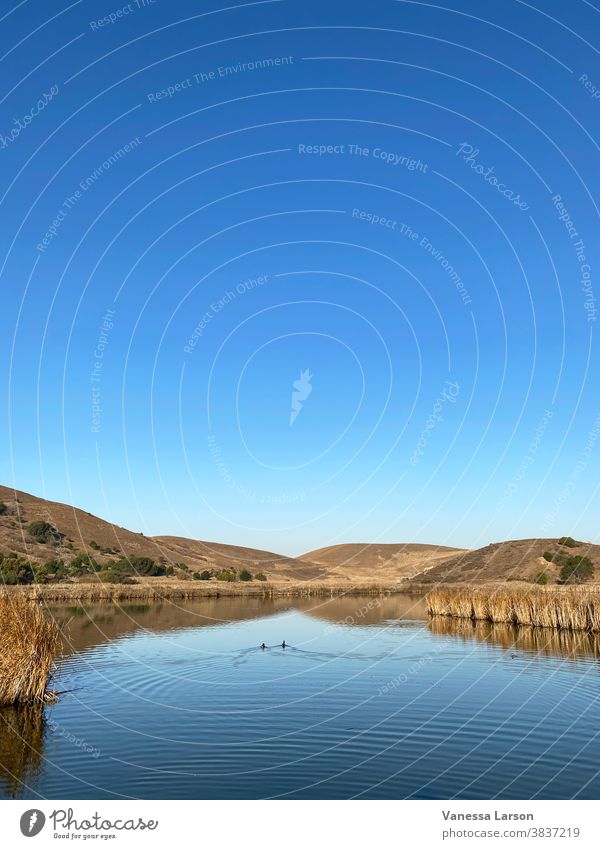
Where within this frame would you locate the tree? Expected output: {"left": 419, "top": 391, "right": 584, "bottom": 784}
{"left": 198, "top": 570, "right": 212, "bottom": 581}
{"left": 0, "top": 553, "right": 35, "bottom": 584}
{"left": 28, "top": 521, "right": 61, "bottom": 543}
{"left": 215, "top": 569, "right": 236, "bottom": 582}
{"left": 68, "top": 553, "right": 99, "bottom": 576}
{"left": 255, "top": 572, "right": 267, "bottom": 581}
{"left": 35, "top": 559, "right": 67, "bottom": 583}
{"left": 239, "top": 569, "right": 252, "bottom": 582}
{"left": 558, "top": 536, "right": 580, "bottom": 548}
{"left": 560, "top": 556, "right": 594, "bottom": 583}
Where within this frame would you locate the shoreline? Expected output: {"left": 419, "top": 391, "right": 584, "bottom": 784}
{"left": 0, "top": 579, "right": 415, "bottom": 603}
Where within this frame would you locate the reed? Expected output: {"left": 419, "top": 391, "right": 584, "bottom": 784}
{"left": 0, "top": 596, "right": 60, "bottom": 706}
{"left": 426, "top": 586, "right": 600, "bottom": 632}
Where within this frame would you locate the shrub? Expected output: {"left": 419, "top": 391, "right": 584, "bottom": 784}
{"left": 27, "top": 521, "right": 61, "bottom": 544}
{"left": 34, "top": 559, "right": 67, "bottom": 583}
{"left": 0, "top": 501, "right": 8, "bottom": 515}
{"left": 68, "top": 553, "right": 99, "bottom": 576}
{"left": 560, "top": 556, "right": 594, "bottom": 583}
{"left": 532, "top": 571, "right": 548, "bottom": 585}
{"left": 0, "top": 553, "right": 36, "bottom": 584}
{"left": 255, "top": 572, "right": 267, "bottom": 582}
{"left": 239, "top": 569, "right": 252, "bottom": 582}
{"left": 542, "top": 551, "right": 554, "bottom": 562}
{"left": 215, "top": 569, "right": 236, "bottom": 582}
{"left": 199, "top": 570, "right": 212, "bottom": 581}
{"left": 97, "top": 569, "right": 136, "bottom": 584}
{"left": 89, "top": 540, "right": 100, "bottom": 550}
{"left": 558, "top": 536, "right": 580, "bottom": 548}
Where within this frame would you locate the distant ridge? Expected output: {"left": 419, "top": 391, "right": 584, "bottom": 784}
{"left": 1, "top": 486, "right": 597, "bottom": 585}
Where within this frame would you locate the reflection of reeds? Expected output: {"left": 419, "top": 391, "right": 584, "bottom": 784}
{"left": 426, "top": 587, "right": 600, "bottom": 632}
{"left": 0, "top": 704, "right": 45, "bottom": 798}
{"left": 428, "top": 615, "right": 600, "bottom": 660}
{"left": 0, "top": 596, "right": 60, "bottom": 705}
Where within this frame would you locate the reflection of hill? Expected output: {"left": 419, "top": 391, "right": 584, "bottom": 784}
{"left": 53, "top": 597, "right": 300, "bottom": 655}
{"left": 0, "top": 704, "right": 45, "bottom": 799}
{"left": 51, "top": 594, "right": 431, "bottom": 656}
{"left": 300, "top": 593, "right": 429, "bottom": 627}
{"left": 428, "top": 616, "right": 600, "bottom": 661}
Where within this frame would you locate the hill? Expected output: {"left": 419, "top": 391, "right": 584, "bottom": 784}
{"left": 299, "top": 542, "right": 464, "bottom": 583}
{"left": 411, "top": 537, "right": 600, "bottom": 584}
{"left": 0, "top": 486, "right": 323, "bottom": 581}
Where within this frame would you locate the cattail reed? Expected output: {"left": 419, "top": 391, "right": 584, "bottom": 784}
{"left": 0, "top": 596, "right": 60, "bottom": 705}
{"left": 426, "top": 587, "right": 600, "bottom": 633}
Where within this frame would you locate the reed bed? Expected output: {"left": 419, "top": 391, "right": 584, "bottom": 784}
{"left": 0, "top": 596, "right": 60, "bottom": 706}
{"left": 1, "top": 580, "right": 398, "bottom": 603}
{"left": 426, "top": 586, "right": 600, "bottom": 632}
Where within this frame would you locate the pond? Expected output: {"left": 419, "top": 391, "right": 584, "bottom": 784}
{"left": 2, "top": 593, "right": 600, "bottom": 799}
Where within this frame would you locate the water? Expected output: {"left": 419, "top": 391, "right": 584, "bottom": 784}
{"left": 2, "top": 594, "right": 600, "bottom": 799}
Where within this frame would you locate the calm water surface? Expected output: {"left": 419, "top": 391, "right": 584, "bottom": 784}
{"left": 2, "top": 593, "right": 600, "bottom": 799}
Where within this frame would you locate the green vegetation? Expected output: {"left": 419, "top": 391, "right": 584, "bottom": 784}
{"left": 89, "top": 540, "right": 100, "bottom": 550}
{"left": 69, "top": 553, "right": 99, "bottom": 575}
{"left": 34, "top": 560, "right": 68, "bottom": 583}
{"left": 215, "top": 569, "right": 237, "bottom": 582}
{"left": 239, "top": 569, "right": 252, "bottom": 582}
{"left": 0, "top": 501, "right": 8, "bottom": 515}
{"left": 559, "top": 555, "right": 594, "bottom": 584}
{"left": 532, "top": 571, "right": 549, "bottom": 585}
{"left": 542, "top": 551, "right": 554, "bottom": 562}
{"left": 198, "top": 570, "right": 212, "bottom": 581}
{"left": 255, "top": 572, "right": 267, "bottom": 582}
{"left": 27, "top": 521, "right": 61, "bottom": 544}
{"left": 0, "top": 553, "right": 35, "bottom": 585}
{"left": 558, "top": 536, "right": 580, "bottom": 548}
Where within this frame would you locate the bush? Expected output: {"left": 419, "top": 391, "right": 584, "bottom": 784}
{"left": 542, "top": 551, "right": 554, "bottom": 562}
{"left": 0, "top": 554, "right": 35, "bottom": 585}
{"left": 558, "top": 536, "right": 580, "bottom": 548}
{"left": 255, "top": 572, "right": 267, "bottom": 582}
{"left": 215, "top": 569, "right": 236, "bottom": 582}
{"left": 89, "top": 540, "right": 100, "bottom": 550}
{"left": 198, "top": 570, "right": 212, "bottom": 581}
{"left": 0, "top": 502, "right": 8, "bottom": 515}
{"left": 239, "top": 569, "right": 252, "bottom": 582}
{"left": 97, "top": 569, "right": 136, "bottom": 584}
{"left": 27, "top": 521, "right": 61, "bottom": 544}
{"left": 34, "top": 560, "right": 67, "bottom": 583}
{"left": 68, "top": 553, "right": 99, "bottom": 576}
{"left": 560, "top": 556, "right": 594, "bottom": 583}
{"left": 532, "top": 571, "right": 548, "bottom": 585}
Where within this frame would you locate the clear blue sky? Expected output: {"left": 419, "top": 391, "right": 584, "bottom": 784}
{"left": 1, "top": 0, "right": 599, "bottom": 555}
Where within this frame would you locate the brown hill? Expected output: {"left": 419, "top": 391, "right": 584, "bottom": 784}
{"left": 300, "top": 542, "right": 464, "bottom": 583}
{"left": 0, "top": 486, "right": 323, "bottom": 581}
{"left": 412, "top": 537, "right": 600, "bottom": 584}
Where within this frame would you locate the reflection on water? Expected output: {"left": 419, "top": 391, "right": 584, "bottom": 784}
{"left": 428, "top": 616, "right": 600, "bottom": 661}
{"left": 0, "top": 705, "right": 44, "bottom": 798}
{"left": 53, "top": 593, "right": 429, "bottom": 656}
{"left": 2, "top": 594, "right": 600, "bottom": 800}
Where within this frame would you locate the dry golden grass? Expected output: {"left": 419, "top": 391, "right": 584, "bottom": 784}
{"left": 0, "top": 579, "right": 398, "bottom": 603}
{"left": 0, "top": 596, "right": 60, "bottom": 705}
{"left": 426, "top": 586, "right": 600, "bottom": 632}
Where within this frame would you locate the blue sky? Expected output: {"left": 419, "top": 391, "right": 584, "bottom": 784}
{"left": 1, "top": 0, "right": 599, "bottom": 555}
